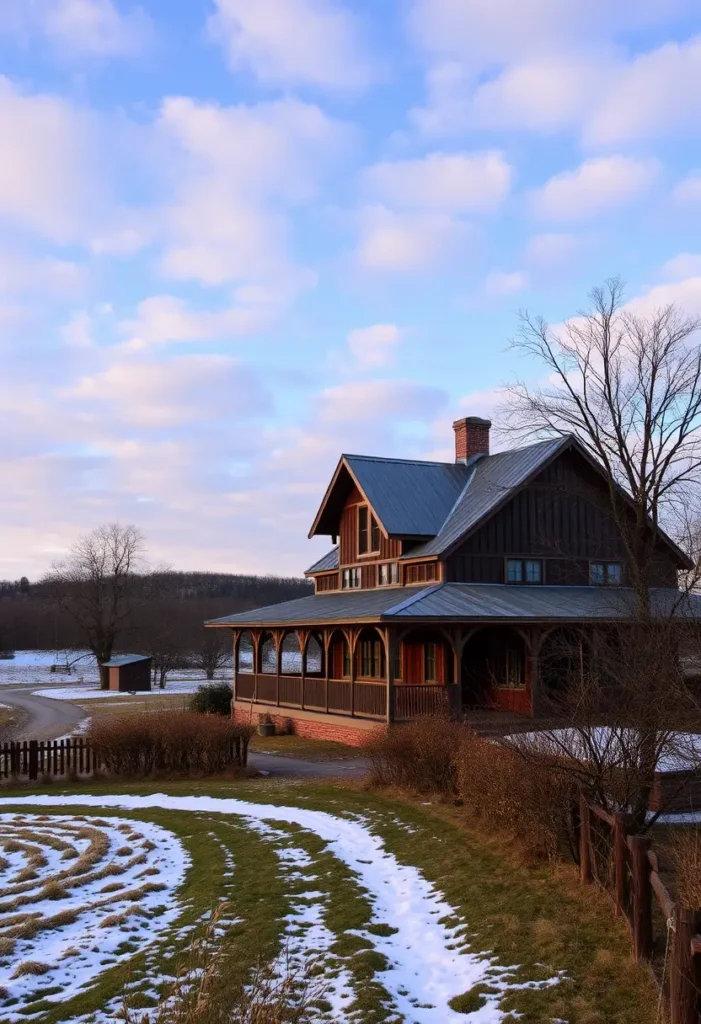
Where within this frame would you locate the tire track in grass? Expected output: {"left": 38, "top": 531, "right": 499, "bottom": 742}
{"left": 0, "top": 794, "right": 563, "bottom": 1023}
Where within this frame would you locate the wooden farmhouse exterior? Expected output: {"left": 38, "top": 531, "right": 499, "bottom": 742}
{"left": 207, "top": 417, "right": 700, "bottom": 746}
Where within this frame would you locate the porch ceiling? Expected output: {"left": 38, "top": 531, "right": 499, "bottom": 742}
{"left": 206, "top": 582, "right": 701, "bottom": 628}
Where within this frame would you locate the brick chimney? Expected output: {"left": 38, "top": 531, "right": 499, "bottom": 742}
{"left": 453, "top": 416, "right": 491, "bottom": 462}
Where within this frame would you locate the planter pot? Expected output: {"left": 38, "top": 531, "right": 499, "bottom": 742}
{"left": 257, "top": 723, "right": 275, "bottom": 737}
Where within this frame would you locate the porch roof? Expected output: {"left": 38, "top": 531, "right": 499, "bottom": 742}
{"left": 206, "top": 583, "right": 701, "bottom": 628}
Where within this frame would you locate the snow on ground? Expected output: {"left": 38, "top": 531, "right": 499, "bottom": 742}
{"left": 506, "top": 726, "right": 701, "bottom": 774}
{"left": 0, "top": 812, "right": 188, "bottom": 1021}
{"left": 0, "top": 651, "right": 229, "bottom": 692}
{"left": 0, "top": 793, "right": 562, "bottom": 1023}
{"left": 32, "top": 679, "right": 222, "bottom": 700}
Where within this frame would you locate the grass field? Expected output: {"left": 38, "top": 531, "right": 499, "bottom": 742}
{"left": 0, "top": 777, "right": 657, "bottom": 1023}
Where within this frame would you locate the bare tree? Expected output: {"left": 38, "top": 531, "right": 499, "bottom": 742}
{"left": 503, "top": 279, "right": 701, "bottom": 828}
{"left": 43, "top": 524, "right": 147, "bottom": 689}
{"left": 192, "top": 630, "right": 232, "bottom": 681}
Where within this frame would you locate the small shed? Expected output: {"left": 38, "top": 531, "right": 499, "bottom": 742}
{"left": 102, "top": 654, "right": 152, "bottom": 692}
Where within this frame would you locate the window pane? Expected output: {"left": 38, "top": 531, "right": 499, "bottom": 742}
{"left": 425, "top": 642, "right": 437, "bottom": 681}
{"left": 606, "top": 563, "right": 622, "bottom": 584}
{"left": 379, "top": 564, "right": 388, "bottom": 586}
{"left": 390, "top": 563, "right": 399, "bottom": 584}
{"left": 342, "top": 642, "right": 351, "bottom": 677}
{"left": 590, "top": 562, "right": 605, "bottom": 585}
{"left": 371, "top": 515, "right": 380, "bottom": 551}
{"left": 358, "top": 506, "right": 368, "bottom": 554}
{"left": 507, "top": 559, "right": 523, "bottom": 582}
{"left": 237, "top": 633, "right": 253, "bottom": 673}
{"left": 525, "top": 560, "right": 542, "bottom": 583}
{"left": 352, "top": 568, "right": 361, "bottom": 588}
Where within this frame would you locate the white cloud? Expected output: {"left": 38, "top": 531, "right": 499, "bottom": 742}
{"left": 347, "top": 324, "right": 402, "bottom": 368}
{"left": 483, "top": 270, "right": 528, "bottom": 298}
{"left": 61, "top": 310, "right": 94, "bottom": 348}
{"left": 0, "top": 251, "right": 87, "bottom": 297}
{"left": 660, "top": 254, "right": 701, "bottom": 281}
{"left": 355, "top": 205, "right": 471, "bottom": 273}
{"left": 532, "top": 157, "right": 658, "bottom": 222}
{"left": 318, "top": 379, "right": 447, "bottom": 423}
{"left": 362, "top": 151, "right": 512, "bottom": 213}
{"left": 67, "top": 353, "right": 272, "bottom": 428}
{"left": 207, "top": 0, "right": 372, "bottom": 92}
{"left": 625, "top": 276, "right": 701, "bottom": 319}
{"left": 156, "top": 95, "right": 350, "bottom": 288}
{"left": 2, "top": 0, "right": 151, "bottom": 57}
{"left": 673, "top": 174, "right": 701, "bottom": 206}
{"left": 118, "top": 295, "right": 278, "bottom": 348}
{"left": 524, "top": 232, "right": 581, "bottom": 266}
{"left": 0, "top": 77, "right": 100, "bottom": 243}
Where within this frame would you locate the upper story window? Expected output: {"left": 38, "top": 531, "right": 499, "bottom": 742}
{"left": 590, "top": 562, "right": 622, "bottom": 586}
{"left": 378, "top": 562, "right": 400, "bottom": 587}
{"left": 342, "top": 567, "right": 361, "bottom": 589}
{"left": 358, "top": 505, "right": 380, "bottom": 555}
{"left": 506, "top": 558, "right": 542, "bottom": 584}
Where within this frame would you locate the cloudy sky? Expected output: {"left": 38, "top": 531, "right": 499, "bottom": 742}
{"left": 3, "top": 0, "right": 701, "bottom": 580}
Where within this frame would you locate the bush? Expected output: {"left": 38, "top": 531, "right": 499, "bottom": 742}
{"left": 89, "top": 712, "right": 254, "bottom": 777}
{"left": 366, "top": 715, "right": 463, "bottom": 795}
{"left": 454, "top": 733, "right": 578, "bottom": 861}
{"left": 189, "top": 682, "right": 233, "bottom": 717}
{"left": 667, "top": 828, "right": 701, "bottom": 907}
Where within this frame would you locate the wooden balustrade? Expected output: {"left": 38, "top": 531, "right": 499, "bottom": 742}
{"left": 235, "top": 673, "right": 456, "bottom": 723}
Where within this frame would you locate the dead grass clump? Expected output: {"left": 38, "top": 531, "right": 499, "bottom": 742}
{"left": 89, "top": 712, "right": 254, "bottom": 777}
{"left": 366, "top": 715, "right": 464, "bottom": 794}
{"left": 454, "top": 733, "right": 578, "bottom": 861}
{"left": 667, "top": 827, "right": 701, "bottom": 907}
{"left": 117, "top": 846, "right": 133, "bottom": 857}
{"left": 41, "top": 880, "right": 70, "bottom": 901}
{"left": 12, "top": 960, "right": 49, "bottom": 978}
{"left": 0, "top": 937, "right": 15, "bottom": 956}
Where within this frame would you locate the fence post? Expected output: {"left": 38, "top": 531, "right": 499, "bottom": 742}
{"left": 28, "top": 739, "right": 38, "bottom": 781}
{"left": 613, "top": 812, "right": 629, "bottom": 917}
{"left": 629, "top": 836, "right": 653, "bottom": 960}
{"left": 579, "top": 793, "right": 593, "bottom": 884}
{"left": 671, "top": 909, "right": 695, "bottom": 1024}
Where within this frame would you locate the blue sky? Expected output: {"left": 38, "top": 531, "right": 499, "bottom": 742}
{"left": 3, "top": 0, "right": 701, "bottom": 580}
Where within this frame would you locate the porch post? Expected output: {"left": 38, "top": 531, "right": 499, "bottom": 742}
{"left": 529, "top": 628, "right": 542, "bottom": 718}
{"left": 252, "top": 630, "right": 260, "bottom": 703}
{"left": 350, "top": 627, "right": 357, "bottom": 718}
{"left": 448, "top": 627, "right": 466, "bottom": 717}
{"left": 299, "top": 629, "right": 308, "bottom": 710}
{"left": 386, "top": 626, "right": 396, "bottom": 724}
{"left": 275, "top": 629, "right": 281, "bottom": 707}
{"left": 231, "top": 629, "right": 238, "bottom": 703}
{"left": 323, "top": 628, "right": 330, "bottom": 713}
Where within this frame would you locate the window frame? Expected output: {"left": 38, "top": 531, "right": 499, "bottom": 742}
{"left": 506, "top": 558, "right": 543, "bottom": 585}
{"left": 589, "top": 561, "right": 622, "bottom": 586}
{"left": 357, "top": 504, "right": 381, "bottom": 557}
{"left": 378, "top": 561, "right": 400, "bottom": 587}
{"left": 341, "top": 567, "right": 361, "bottom": 590}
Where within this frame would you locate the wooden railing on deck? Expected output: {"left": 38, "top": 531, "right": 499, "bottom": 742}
{"left": 579, "top": 793, "right": 701, "bottom": 1022}
{"left": 237, "top": 674, "right": 458, "bottom": 721}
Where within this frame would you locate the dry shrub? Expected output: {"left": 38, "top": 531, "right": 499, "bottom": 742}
{"left": 89, "top": 713, "right": 255, "bottom": 777}
{"left": 455, "top": 733, "right": 578, "bottom": 861}
{"left": 366, "top": 715, "right": 464, "bottom": 795}
{"left": 667, "top": 828, "right": 701, "bottom": 907}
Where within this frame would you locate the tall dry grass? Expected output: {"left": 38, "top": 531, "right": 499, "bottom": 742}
{"left": 89, "top": 712, "right": 254, "bottom": 777}
{"left": 120, "top": 907, "right": 326, "bottom": 1023}
{"left": 667, "top": 828, "right": 701, "bottom": 907}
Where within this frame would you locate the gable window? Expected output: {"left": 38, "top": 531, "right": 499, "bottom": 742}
{"left": 424, "top": 642, "right": 438, "bottom": 682}
{"left": 590, "top": 562, "right": 622, "bottom": 586}
{"left": 358, "top": 505, "right": 380, "bottom": 555}
{"left": 378, "top": 562, "right": 400, "bottom": 587}
{"left": 506, "top": 559, "right": 542, "bottom": 584}
{"left": 341, "top": 567, "right": 361, "bottom": 589}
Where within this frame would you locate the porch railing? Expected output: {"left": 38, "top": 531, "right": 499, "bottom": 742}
{"left": 236, "top": 674, "right": 456, "bottom": 721}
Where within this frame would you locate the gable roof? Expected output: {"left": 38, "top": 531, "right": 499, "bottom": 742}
{"left": 307, "top": 434, "right": 692, "bottom": 570}
{"left": 309, "top": 454, "right": 469, "bottom": 540}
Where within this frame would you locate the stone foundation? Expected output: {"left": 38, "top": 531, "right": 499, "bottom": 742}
{"left": 233, "top": 701, "right": 386, "bottom": 748}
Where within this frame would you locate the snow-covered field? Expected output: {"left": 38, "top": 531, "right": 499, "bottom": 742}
{"left": 0, "top": 793, "right": 562, "bottom": 1023}
{"left": 0, "top": 651, "right": 228, "bottom": 695}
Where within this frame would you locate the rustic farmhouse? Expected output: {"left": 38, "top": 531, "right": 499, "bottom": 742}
{"left": 207, "top": 417, "right": 700, "bottom": 746}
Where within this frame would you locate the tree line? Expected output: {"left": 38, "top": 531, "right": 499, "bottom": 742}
{"left": 0, "top": 532, "right": 311, "bottom": 688}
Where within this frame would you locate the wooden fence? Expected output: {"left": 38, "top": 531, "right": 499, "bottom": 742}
{"left": 578, "top": 793, "right": 701, "bottom": 1023}
{"left": 0, "top": 738, "right": 96, "bottom": 780}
